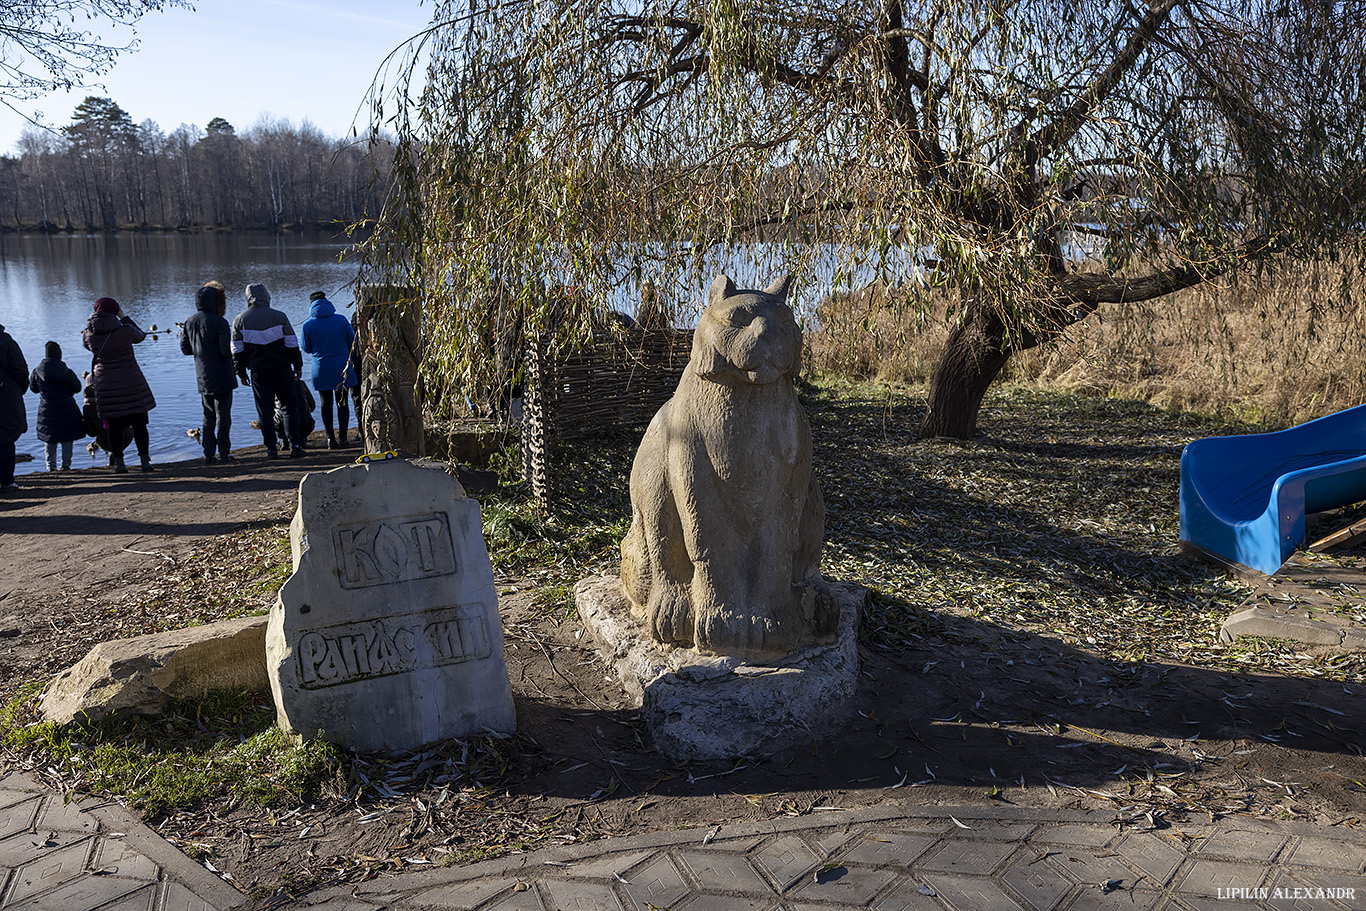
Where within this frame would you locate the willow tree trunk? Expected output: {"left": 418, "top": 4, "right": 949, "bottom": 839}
{"left": 918, "top": 300, "right": 1013, "bottom": 440}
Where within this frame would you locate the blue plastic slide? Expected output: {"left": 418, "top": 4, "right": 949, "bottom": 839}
{"left": 1179, "top": 404, "right": 1366, "bottom": 575}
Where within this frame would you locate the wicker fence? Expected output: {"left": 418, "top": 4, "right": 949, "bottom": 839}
{"left": 522, "top": 328, "right": 694, "bottom": 509}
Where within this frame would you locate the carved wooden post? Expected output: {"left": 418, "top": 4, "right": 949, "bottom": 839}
{"left": 355, "top": 284, "right": 425, "bottom": 457}
{"left": 520, "top": 335, "right": 553, "bottom": 511}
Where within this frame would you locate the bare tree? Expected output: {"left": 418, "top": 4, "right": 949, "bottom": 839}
{"left": 361, "top": 0, "right": 1366, "bottom": 438}
{"left": 2, "top": 108, "right": 394, "bottom": 230}
{"left": 0, "top": 1, "right": 189, "bottom": 118}
{"left": 166, "top": 122, "right": 201, "bottom": 227}
{"left": 136, "top": 118, "right": 166, "bottom": 225}
{"left": 15, "top": 126, "right": 66, "bottom": 228}
{"left": 198, "top": 117, "right": 242, "bottom": 227}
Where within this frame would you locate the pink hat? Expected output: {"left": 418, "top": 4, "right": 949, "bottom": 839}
{"left": 93, "top": 297, "right": 120, "bottom": 314}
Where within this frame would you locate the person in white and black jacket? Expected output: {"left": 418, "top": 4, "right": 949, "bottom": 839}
{"left": 231, "top": 283, "right": 307, "bottom": 459}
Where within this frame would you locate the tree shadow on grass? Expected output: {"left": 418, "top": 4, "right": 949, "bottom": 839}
{"left": 495, "top": 385, "right": 1364, "bottom": 817}
{"left": 805, "top": 386, "right": 1277, "bottom": 665}
{"left": 504, "top": 597, "right": 1364, "bottom": 826}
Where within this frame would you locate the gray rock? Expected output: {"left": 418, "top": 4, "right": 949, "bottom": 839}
{"left": 40, "top": 616, "right": 268, "bottom": 724}
{"left": 267, "top": 458, "right": 515, "bottom": 752}
{"left": 1220, "top": 605, "right": 1366, "bottom": 650}
{"left": 576, "top": 573, "right": 867, "bottom": 761}
{"left": 619, "top": 274, "right": 836, "bottom": 659}
{"left": 1344, "top": 624, "right": 1366, "bottom": 650}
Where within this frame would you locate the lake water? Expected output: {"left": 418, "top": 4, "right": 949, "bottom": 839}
{"left": 2, "top": 232, "right": 1100, "bottom": 475}
{"left": 1, "top": 233, "right": 361, "bottom": 475}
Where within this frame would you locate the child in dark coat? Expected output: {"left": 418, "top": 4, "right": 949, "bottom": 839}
{"left": 28, "top": 341, "right": 85, "bottom": 471}
{"left": 83, "top": 375, "right": 132, "bottom": 464}
{"left": 274, "top": 379, "right": 316, "bottom": 451}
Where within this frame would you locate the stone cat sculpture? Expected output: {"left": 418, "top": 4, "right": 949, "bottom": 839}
{"left": 619, "top": 273, "right": 837, "bottom": 659}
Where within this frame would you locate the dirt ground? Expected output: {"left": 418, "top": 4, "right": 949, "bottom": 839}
{"left": 0, "top": 443, "right": 1363, "bottom": 908}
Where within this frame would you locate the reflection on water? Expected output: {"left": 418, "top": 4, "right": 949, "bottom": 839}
{"left": 1, "top": 233, "right": 360, "bottom": 474}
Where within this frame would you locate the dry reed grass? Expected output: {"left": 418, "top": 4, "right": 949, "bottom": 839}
{"left": 807, "top": 256, "right": 1366, "bottom": 428}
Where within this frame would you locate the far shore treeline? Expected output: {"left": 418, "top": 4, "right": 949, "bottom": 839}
{"left": 0, "top": 97, "right": 393, "bottom": 233}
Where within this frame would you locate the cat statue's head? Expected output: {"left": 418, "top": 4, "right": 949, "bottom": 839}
{"left": 692, "top": 274, "right": 803, "bottom": 386}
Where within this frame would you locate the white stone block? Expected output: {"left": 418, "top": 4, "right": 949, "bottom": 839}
{"left": 267, "top": 458, "right": 515, "bottom": 752}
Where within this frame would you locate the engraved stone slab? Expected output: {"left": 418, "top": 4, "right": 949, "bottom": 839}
{"left": 267, "top": 458, "right": 515, "bottom": 752}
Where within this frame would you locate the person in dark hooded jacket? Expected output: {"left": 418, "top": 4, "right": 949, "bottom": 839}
{"left": 181, "top": 282, "right": 237, "bottom": 464}
{"left": 83, "top": 296, "right": 157, "bottom": 473}
{"left": 0, "top": 322, "right": 28, "bottom": 491}
{"left": 28, "top": 341, "right": 84, "bottom": 471}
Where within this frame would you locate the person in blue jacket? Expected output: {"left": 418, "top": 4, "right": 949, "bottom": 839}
{"left": 299, "top": 291, "right": 359, "bottom": 449}
{"left": 28, "top": 341, "right": 85, "bottom": 471}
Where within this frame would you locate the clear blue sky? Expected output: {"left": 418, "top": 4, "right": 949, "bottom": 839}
{"left": 0, "top": 0, "right": 433, "bottom": 153}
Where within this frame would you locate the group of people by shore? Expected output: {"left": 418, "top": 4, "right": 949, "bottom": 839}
{"left": 0, "top": 282, "right": 362, "bottom": 490}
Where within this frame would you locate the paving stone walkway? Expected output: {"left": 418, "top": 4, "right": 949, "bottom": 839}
{"left": 0, "top": 772, "right": 241, "bottom": 911}
{"left": 1, "top": 770, "right": 1363, "bottom": 911}
{"left": 298, "top": 804, "right": 1365, "bottom": 911}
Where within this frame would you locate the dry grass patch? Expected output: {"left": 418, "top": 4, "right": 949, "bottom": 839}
{"left": 809, "top": 257, "right": 1366, "bottom": 429}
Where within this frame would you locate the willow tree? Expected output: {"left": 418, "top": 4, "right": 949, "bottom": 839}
{"left": 361, "top": 0, "right": 1366, "bottom": 439}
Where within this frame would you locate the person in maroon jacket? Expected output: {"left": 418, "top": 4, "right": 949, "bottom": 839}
{"left": 82, "top": 297, "right": 156, "bottom": 473}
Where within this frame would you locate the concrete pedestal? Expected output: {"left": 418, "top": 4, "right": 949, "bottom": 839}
{"left": 574, "top": 574, "right": 868, "bottom": 761}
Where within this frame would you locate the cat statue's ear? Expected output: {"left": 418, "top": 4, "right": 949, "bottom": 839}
{"left": 695, "top": 277, "right": 732, "bottom": 380}
{"left": 764, "top": 273, "right": 793, "bottom": 302}
{"left": 709, "top": 273, "right": 738, "bottom": 305}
